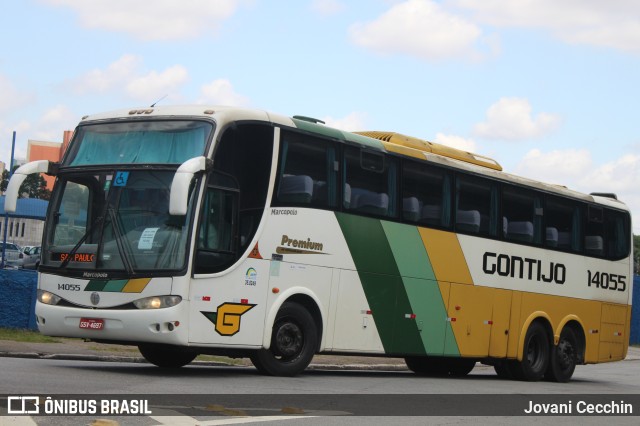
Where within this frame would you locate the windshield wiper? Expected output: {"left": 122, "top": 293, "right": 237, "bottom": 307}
{"left": 106, "top": 208, "right": 135, "bottom": 275}
{"left": 59, "top": 216, "right": 104, "bottom": 270}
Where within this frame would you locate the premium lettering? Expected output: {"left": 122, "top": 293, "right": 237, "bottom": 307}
{"left": 280, "top": 235, "right": 323, "bottom": 251}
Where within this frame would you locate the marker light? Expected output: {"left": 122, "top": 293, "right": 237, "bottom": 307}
{"left": 133, "top": 295, "right": 182, "bottom": 310}
{"left": 38, "top": 290, "right": 61, "bottom": 305}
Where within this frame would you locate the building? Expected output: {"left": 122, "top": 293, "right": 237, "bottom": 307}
{"left": 0, "top": 196, "right": 48, "bottom": 247}
{"left": 26, "top": 130, "right": 73, "bottom": 190}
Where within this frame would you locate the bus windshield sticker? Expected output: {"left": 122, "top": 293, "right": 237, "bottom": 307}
{"left": 138, "top": 227, "right": 159, "bottom": 250}
{"left": 113, "top": 171, "right": 130, "bottom": 187}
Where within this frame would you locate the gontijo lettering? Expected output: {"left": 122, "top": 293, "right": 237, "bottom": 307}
{"left": 482, "top": 252, "right": 566, "bottom": 284}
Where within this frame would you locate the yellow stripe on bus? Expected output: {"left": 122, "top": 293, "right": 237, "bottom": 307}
{"left": 418, "top": 228, "right": 473, "bottom": 285}
{"left": 122, "top": 278, "right": 151, "bottom": 293}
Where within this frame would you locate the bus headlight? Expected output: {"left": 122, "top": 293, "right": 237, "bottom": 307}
{"left": 38, "top": 290, "right": 62, "bottom": 305}
{"left": 133, "top": 295, "right": 182, "bottom": 309}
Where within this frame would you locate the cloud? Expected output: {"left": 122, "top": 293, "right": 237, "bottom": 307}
{"left": 71, "top": 55, "right": 189, "bottom": 102}
{"left": 453, "top": 0, "right": 640, "bottom": 53}
{"left": 42, "top": 0, "right": 240, "bottom": 41}
{"left": 433, "top": 133, "right": 477, "bottom": 152}
{"left": 197, "top": 79, "right": 250, "bottom": 106}
{"left": 126, "top": 65, "right": 189, "bottom": 101}
{"left": 73, "top": 55, "right": 142, "bottom": 94}
{"left": 349, "top": 0, "right": 489, "bottom": 61}
{"left": 322, "top": 112, "right": 368, "bottom": 131}
{"left": 515, "top": 148, "right": 640, "bottom": 232}
{"left": 0, "top": 75, "right": 36, "bottom": 114}
{"left": 515, "top": 148, "right": 592, "bottom": 184}
{"left": 27, "top": 105, "right": 78, "bottom": 142}
{"left": 473, "top": 97, "right": 561, "bottom": 141}
{"left": 311, "top": 0, "right": 345, "bottom": 16}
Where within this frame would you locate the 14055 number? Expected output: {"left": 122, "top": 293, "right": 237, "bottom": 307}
{"left": 587, "top": 270, "right": 626, "bottom": 292}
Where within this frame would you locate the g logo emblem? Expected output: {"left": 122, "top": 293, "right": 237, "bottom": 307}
{"left": 201, "top": 303, "right": 256, "bottom": 336}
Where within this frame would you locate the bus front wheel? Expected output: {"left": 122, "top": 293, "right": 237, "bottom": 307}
{"left": 250, "top": 302, "right": 318, "bottom": 377}
{"left": 138, "top": 343, "right": 197, "bottom": 368}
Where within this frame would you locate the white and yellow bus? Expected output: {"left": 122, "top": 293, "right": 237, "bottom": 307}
{"left": 6, "top": 106, "right": 632, "bottom": 382}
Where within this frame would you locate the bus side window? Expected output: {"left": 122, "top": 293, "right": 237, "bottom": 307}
{"left": 275, "top": 132, "right": 337, "bottom": 208}
{"left": 503, "top": 187, "right": 542, "bottom": 245}
{"left": 585, "top": 205, "right": 604, "bottom": 256}
{"left": 455, "top": 176, "right": 498, "bottom": 237}
{"left": 343, "top": 147, "right": 397, "bottom": 218}
{"left": 401, "top": 161, "right": 451, "bottom": 228}
{"left": 544, "top": 197, "right": 581, "bottom": 252}
{"left": 604, "top": 209, "right": 630, "bottom": 259}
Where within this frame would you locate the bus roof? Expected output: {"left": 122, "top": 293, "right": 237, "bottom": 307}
{"left": 77, "top": 105, "right": 628, "bottom": 211}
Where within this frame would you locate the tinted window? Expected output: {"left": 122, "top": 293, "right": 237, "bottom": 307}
{"left": 402, "top": 161, "right": 451, "bottom": 228}
{"left": 455, "top": 176, "right": 498, "bottom": 236}
{"left": 344, "top": 147, "right": 397, "bottom": 218}
{"left": 503, "top": 187, "right": 542, "bottom": 244}
{"left": 274, "top": 132, "right": 337, "bottom": 208}
{"left": 545, "top": 197, "right": 582, "bottom": 252}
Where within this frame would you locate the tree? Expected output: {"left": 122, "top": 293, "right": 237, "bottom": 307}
{"left": 0, "top": 167, "right": 51, "bottom": 200}
{"left": 634, "top": 235, "right": 640, "bottom": 275}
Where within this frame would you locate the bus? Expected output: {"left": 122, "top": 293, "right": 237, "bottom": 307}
{"left": 6, "top": 105, "right": 632, "bottom": 382}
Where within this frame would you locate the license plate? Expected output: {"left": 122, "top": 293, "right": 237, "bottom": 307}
{"left": 79, "top": 318, "right": 104, "bottom": 330}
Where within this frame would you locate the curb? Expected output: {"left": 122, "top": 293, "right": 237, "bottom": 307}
{"left": 2, "top": 350, "right": 638, "bottom": 370}
{"left": 0, "top": 351, "right": 409, "bottom": 371}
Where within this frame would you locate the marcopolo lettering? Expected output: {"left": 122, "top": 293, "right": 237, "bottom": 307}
{"left": 482, "top": 252, "right": 566, "bottom": 284}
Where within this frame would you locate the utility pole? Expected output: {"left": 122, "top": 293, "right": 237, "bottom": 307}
{"left": 1, "top": 131, "right": 16, "bottom": 268}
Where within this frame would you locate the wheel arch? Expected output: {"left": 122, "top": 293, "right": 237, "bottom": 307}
{"left": 262, "top": 287, "right": 325, "bottom": 352}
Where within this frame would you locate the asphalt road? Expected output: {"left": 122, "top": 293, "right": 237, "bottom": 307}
{"left": 2, "top": 356, "right": 640, "bottom": 425}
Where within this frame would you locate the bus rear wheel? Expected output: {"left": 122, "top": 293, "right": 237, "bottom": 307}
{"left": 250, "top": 302, "right": 317, "bottom": 377}
{"left": 545, "top": 327, "right": 579, "bottom": 383}
{"left": 138, "top": 343, "right": 197, "bottom": 368}
{"left": 509, "top": 321, "right": 550, "bottom": 381}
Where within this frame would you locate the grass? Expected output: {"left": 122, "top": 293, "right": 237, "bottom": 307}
{"left": 0, "top": 327, "right": 246, "bottom": 365}
{"left": 0, "top": 327, "right": 61, "bottom": 343}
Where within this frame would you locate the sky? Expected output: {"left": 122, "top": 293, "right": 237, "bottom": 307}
{"left": 1, "top": 0, "right": 640, "bottom": 232}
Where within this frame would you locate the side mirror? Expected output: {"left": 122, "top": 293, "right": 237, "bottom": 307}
{"left": 169, "top": 156, "right": 212, "bottom": 215}
{"left": 5, "top": 160, "right": 57, "bottom": 212}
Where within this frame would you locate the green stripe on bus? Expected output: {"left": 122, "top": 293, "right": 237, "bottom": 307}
{"left": 102, "top": 280, "right": 129, "bottom": 292}
{"left": 336, "top": 213, "right": 425, "bottom": 355}
{"left": 84, "top": 279, "right": 130, "bottom": 292}
{"left": 381, "top": 221, "right": 458, "bottom": 356}
{"left": 85, "top": 280, "right": 108, "bottom": 291}
{"left": 291, "top": 118, "right": 385, "bottom": 151}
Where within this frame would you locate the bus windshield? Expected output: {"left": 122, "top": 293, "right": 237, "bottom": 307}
{"left": 43, "top": 170, "right": 193, "bottom": 274}
{"left": 65, "top": 120, "right": 212, "bottom": 166}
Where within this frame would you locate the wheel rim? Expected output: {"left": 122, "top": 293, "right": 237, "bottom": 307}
{"left": 273, "top": 320, "right": 304, "bottom": 360}
{"left": 557, "top": 338, "right": 575, "bottom": 371}
{"left": 526, "top": 334, "right": 545, "bottom": 369}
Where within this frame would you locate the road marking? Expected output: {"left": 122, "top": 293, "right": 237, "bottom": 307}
{"left": 1, "top": 417, "right": 38, "bottom": 425}
{"left": 150, "top": 415, "right": 316, "bottom": 425}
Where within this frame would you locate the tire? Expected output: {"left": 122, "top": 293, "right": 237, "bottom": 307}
{"left": 250, "top": 302, "right": 318, "bottom": 377}
{"left": 405, "top": 356, "right": 449, "bottom": 376}
{"left": 545, "top": 327, "right": 579, "bottom": 383}
{"left": 447, "top": 358, "right": 476, "bottom": 377}
{"left": 510, "top": 322, "right": 550, "bottom": 381}
{"left": 138, "top": 343, "right": 197, "bottom": 368}
{"left": 405, "top": 356, "right": 475, "bottom": 377}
